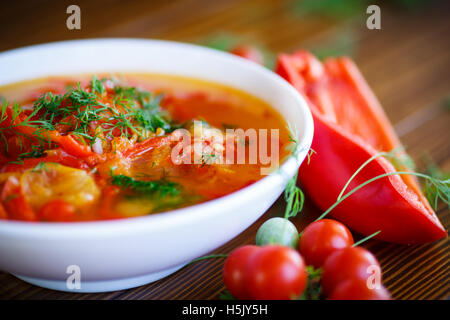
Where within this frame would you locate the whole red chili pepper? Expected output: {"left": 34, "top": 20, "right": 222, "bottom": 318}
{"left": 275, "top": 50, "right": 446, "bottom": 244}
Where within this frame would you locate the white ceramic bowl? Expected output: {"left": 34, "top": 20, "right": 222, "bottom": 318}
{"left": 0, "top": 39, "right": 313, "bottom": 293}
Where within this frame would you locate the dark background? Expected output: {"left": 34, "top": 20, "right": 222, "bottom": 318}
{"left": 0, "top": 0, "right": 449, "bottom": 299}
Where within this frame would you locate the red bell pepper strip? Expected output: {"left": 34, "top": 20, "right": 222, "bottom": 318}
{"left": 1, "top": 176, "right": 36, "bottom": 221}
{"left": 1, "top": 149, "right": 89, "bottom": 173}
{"left": 49, "top": 132, "right": 96, "bottom": 158}
{"left": 1, "top": 105, "right": 96, "bottom": 159}
{"left": 275, "top": 50, "right": 446, "bottom": 244}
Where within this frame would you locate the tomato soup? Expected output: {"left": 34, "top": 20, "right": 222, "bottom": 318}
{"left": 0, "top": 74, "right": 291, "bottom": 222}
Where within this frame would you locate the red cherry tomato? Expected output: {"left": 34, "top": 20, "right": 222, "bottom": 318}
{"left": 321, "top": 247, "right": 380, "bottom": 295}
{"left": 245, "top": 245, "right": 308, "bottom": 300}
{"left": 229, "top": 45, "right": 265, "bottom": 65}
{"left": 299, "top": 219, "right": 354, "bottom": 268}
{"left": 329, "top": 279, "right": 391, "bottom": 300}
{"left": 223, "top": 245, "right": 260, "bottom": 299}
{"left": 38, "top": 199, "right": 77, "bottom": 222}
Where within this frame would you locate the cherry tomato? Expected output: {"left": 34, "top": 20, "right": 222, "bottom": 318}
{"left": 245, "top": 245, "right": 308, "bottom": 300}
{"left": 256, "top": 217, "right": 299, "bottom": 248}
{"left": 329, "top": 279, "right": 391, "bottom": 300}
{"left": 223, "top": 245, "right": 260, "bottom": 299}
{"left": 299, "top": 219, "right": 354, "bottom": 268}
{"left": 321, "top": 247, "right": 380, "bottom": 295}
{"left": 229, "top": 45, "right": 265, "bottom": 65}
{"left": 38, "top": 199, "right": 77, "bottom": 222}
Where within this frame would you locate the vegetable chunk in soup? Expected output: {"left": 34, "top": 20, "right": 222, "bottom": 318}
{"left": 0, "top": 74, "right": 291, "bottom": 222}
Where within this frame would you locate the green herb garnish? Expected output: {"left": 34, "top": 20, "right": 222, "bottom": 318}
{"left": 134, "top": 94, "right": 172, "bottom": 133}
{"left": 111, "top": 172, "right": 181, "bottom": 197}
{"left": 422, "top": 154, "right": 450, "bottom": 208}
{"left": 91, "top": 76, "right": 105, "bottom": 95}
{"left": 298, "top": 266, "right": 322, "bottom": 300}
{"left": 1, "top": 76, "right": 179, "bottom": 160}
{"left": 283, "top": 132, "right": 307, "bottom": 219}
{"left": 200, "top": 152, "right": 220, "bottom": 167}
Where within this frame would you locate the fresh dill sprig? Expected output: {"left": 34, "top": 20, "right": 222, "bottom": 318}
{"left": 133, "top": 94, "right": 172, "bottom": 133}
{"left": 0, "top": 100, "right": 52, "bottom": 157}
{"left": 31, "top": 161, "right": 60, "bottom": 173}
{"left": 33, "top": 92, "right": 63, "bottom": 127}
{"left": 114, "top": 85, "right": 149, "bottom": 104}
{"left": 17, "top": 145, "right": 46, "bottom": 160}
{"left": 91, "top": 76, "right": 105, "bottom": 95}
{"left": 68, "top": 84, "right": 100, "bottom": 107}
{"left": 422, "top": 155, "right": 450, "bottom": 209}
{"left": 352, "top": 230, "right": 382, "bottom": 247}
{"left": 186, "top": 254, "right": 228, "bottom": 267}
{"left": 336, "top": 149, "right": 397, "bottom": 202}
{"left": 200, "top": 152, "right": 220, "bottom": 167}
{"left": 283, "top": 130, "right": 307, "bottom": 220}
{"left": 110, "top": 172, "right": 181, "bottom": 197}
{"left": 284, "top": 171, "right": 305, "bottom": 219}
{"left": 306, "top": 148, "right": 316, "bottom": 165}
{"left": 113, "top": 85, "right": 174, "bottom": 134}
{"left": 336, "top": 147, "right": 419, "bottom": 202}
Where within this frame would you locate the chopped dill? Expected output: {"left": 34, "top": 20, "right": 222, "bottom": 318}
{"left": 91, "top": 76, "right": 105, "bottom": 95}
{"left": 422, "top": 155, "right": 450, "bottom": 209}
{"left": 200, "top": 152, "right": 220, "bottom": 167}
{"left": 110, "top": 172, "right": 181, "bottom": 197}
{"left": 0, "top": 76, "right": 179, "bottom": 159}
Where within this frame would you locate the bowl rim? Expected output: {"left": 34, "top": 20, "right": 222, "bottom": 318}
{"left": 0, "top": 38, "right": 314, "bottom": 237}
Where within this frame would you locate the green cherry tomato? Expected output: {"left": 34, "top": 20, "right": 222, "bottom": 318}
{"left": 255, "top": 217, "right": 299, "bottom": 249}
